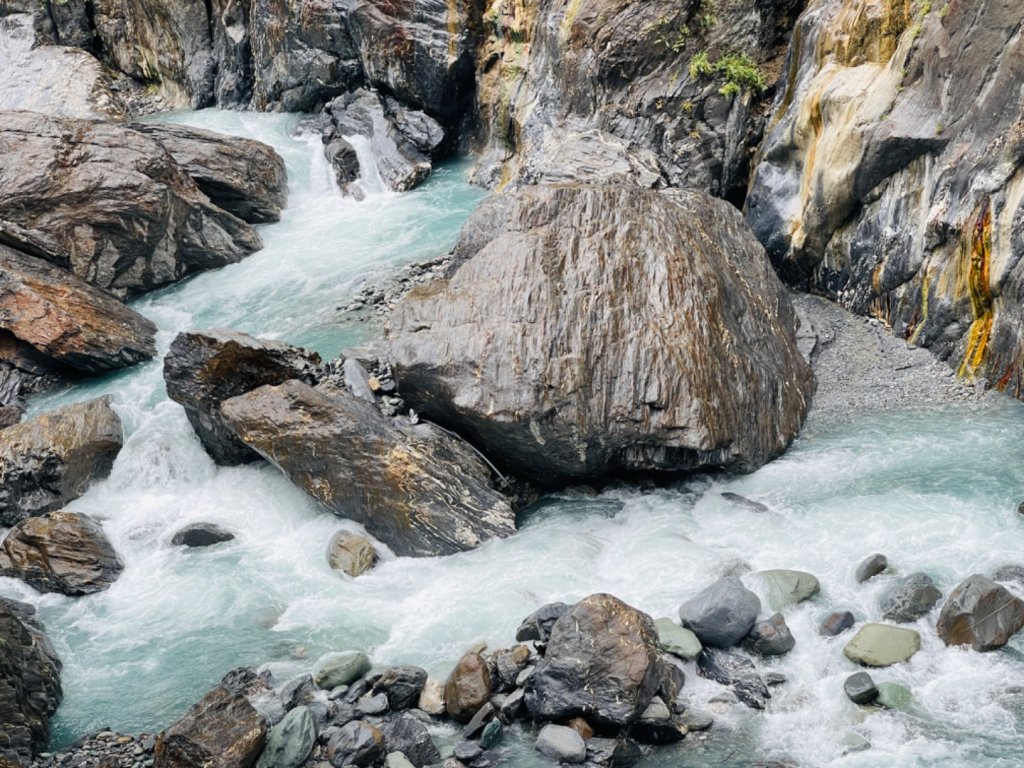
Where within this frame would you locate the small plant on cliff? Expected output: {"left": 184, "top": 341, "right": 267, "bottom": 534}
{"left": 689, "top": 51, "right": 766, "bottom": 98}
{"left": 652, "top": 0, "right": 718, "bottom": 54}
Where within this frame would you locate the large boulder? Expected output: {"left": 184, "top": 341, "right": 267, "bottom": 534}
{"left": 746, "top": 0, "right": 1024, "bottom": 397}
{"left": 0, "top": 241, "right": 157, "bottom": 375}
{"left": 936, "top": 574, "right": 1024, "bottom": 651}
{"left": 0, "top": 45, "right": 127, "bottom": 120}
{"left": 0, "top": 598, "right": 62, "bottom": 766}
{"left": 133, "top": 123, "right": 288, "bottom": 224}
{"left": 678, "top": 576, "right": 761, "bottom": 648}
{"left": 879, "top": 573, "right": 942, "bottom": 623}
{"left": 524, "top": 594, "right": 660, "bottom": 728}
{"left": 443, "top": 651, "right": 491, "bottom": 724}
{"left": 218, "top": 380, "right": 516, "bottom": 557}
{"left": 0, "top": 397, "right": 122, "bottom": 526}
{"left": 0, "top": 111, "right": 261, "bottom": 299}
{"left": 154, "top": 670, "right": 269, "bottom": 768}
{"left": 388, "top": 184, "right": 814, "bottom": 484}
{"left": 0, "top": 510, "right": 124, "bottom": 595}
{"left": 163, "top": 330, "right": 322, "bottom": 466}
{"left": 753, "top": 569, "right": 820, "bottom": 611}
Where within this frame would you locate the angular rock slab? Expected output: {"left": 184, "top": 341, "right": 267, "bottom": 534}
{"left": 0, "top": 111, "right": 261, "bottom": 299}
{"left": 937, "top": 574, "right": 1024, "bottom": 651}
{"left": 219, "top": 380, "right": 516, "bottom": 557}
{"left": 843, "top": 624, "right": 920, "bottom": 667}
{"left": 0, "top": 510, "right": 124, "bottom": 595}
{"left": 164, "top": 329, "right": 322, "bottom": 466}
{"left": 388, "top": 184, "right": 814, "bottom": 484}
{"left": 695, "top": 648, "right": 771, "bottom": 710}
{"left": 525, "top": 594, "right": 660, "bottom": 728}
{"left": 0, "top": 242, "right": 157, "bottom": 374}
{"left": 154, "top": 680, "right": 267, "bottom": 768}
{"left": 0, "top": 598, "right": 62, "bottom": 765}
{"left": 678, "top": 576, "right": 761, "bottom": 648}
{"left": 0, "top": 397, "right": 122, "bottom": 526}
{"left": 753, "top": 569, "right": 820, "bottom": 611}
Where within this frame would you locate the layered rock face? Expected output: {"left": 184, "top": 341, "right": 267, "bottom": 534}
{"left": 388, "top": 184, "right": 814, "bottom": 483}
{"left": 747, "top": 0, "right": 1024, "bottom": 395}
{"left": 0, "top": 598, "right": 62, "bottom": 766}
{"left": 0, "top": 112, "right": 264, "bottom": 299}
{"left": 472, "top": 0, "right": 803, "bottom": 193}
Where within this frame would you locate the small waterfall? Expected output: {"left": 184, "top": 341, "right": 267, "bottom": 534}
{"left": 343, "top": 134, "right": 388, "bottom": 198}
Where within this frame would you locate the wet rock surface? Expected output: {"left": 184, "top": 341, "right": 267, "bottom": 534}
{"left": 678, "top": 576, "right": 761, "bottom": 649}
{"left": 695, "top": 648, "right": 771, "bottom": 710}
{"left": 843, "top": 624, "right": 921, "bottom": 667}
{"left": 218, "top": 380, "right": 516, "bottom": 557}
{"left": 327, "top": 531, "right": 378, "bottom": 577}
{"left": 171, "top": 523, "right": 236, "bottom": 548}
{"left": 388, "top": 184, "right": 814, "bottom": 484}
{"left": 0, "top": 511, "right": 124, "bottom": 595}
{"left": 936, "top": 575, "right": 1024, "bottom": 651}
{"left": 879, "top": 573, "right": 942, "bottom": 623}
{"left": 0, "top": 397, "right": 122, "bottom": 526}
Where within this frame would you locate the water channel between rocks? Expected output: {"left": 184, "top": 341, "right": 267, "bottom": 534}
{"left": 7, "top": 110, "right": 1024, "bottom": 768}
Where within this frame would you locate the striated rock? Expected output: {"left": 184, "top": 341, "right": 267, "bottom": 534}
{"left": 379, "top": 714, "right": 440, "bottom": 768}
{"left": 534, "top": 724, "right": 586, "bottom": 764}
{"left": 743, "top": 613, "right": 795, "bottom": 656}
{"left": 754, "top": 569, "right": 820, "bottom": 610}
{"left": 372, "top": 666, "right": 427, "bottom": 711}
{"left": 163, "top": 329, "right": 322, "bottom": 466}
{"left": 696, "top": 648, "right": 770, "bottom": 710}
{"left": 678, "top": 576, "right": 761, "bottom": 649}
{"left": 443, "top": 651, "right": 491, "bottom": 724}
{"left": 0, "top": 598, "right": 62, "bottom": 765}
{"left": 171, "top": 523, "right": 235, "bottom": 548}
{"left": 389, "top": 184, "right": 813, "bottom": 484}
{"left": 879, "top": 573, "right": 942, "bottom": 623}
{"left": 314, "top": 652, "right": 371, "bottom": 690}
{"left": 855, "top": 554, "right": 888, "bottom": 584}
{"left": 515, "top": 602, "right": 572, "bottom": 644}
{"left": 327, "top": 720, "right": 385, "bottom": 767}
{"left": 936, "top": 575, "right": 1024, "bottom": 651}
{"left": 256, "top": 705, "right": 316, "bottom": 768}
{"left": 843, "top": 624, "right": 920, "bottom": 667}
{"left": 0, "top": 241, "right": 157, "bottom": 375}
{"left": 0, "top": 112, "right": 261, "bottom": 300}
{"left": 218, "top": 380, "right": 516, "bottom": 557}
{"left": 327, "top": 531, "right": 379, "bottom": 577}
{"left": 524, "top": 594, "right": 660, "bottom": 728}
{"left": 133, "top": 123, "right": 288, "bottom": 223}
{"left": 0, "top": 511, "right": 124, "bottom": 595}
{"left": 0, "top": 45, "right": 127, "bottom": 120}
{"left": 0, "top": 397, "right": 122, "bottom": 526}
{"left": 746, "top": 0, "right": 1024, "bottom": 397}
{"left": 154, "top": 676, "right": 268, "bottom": 768}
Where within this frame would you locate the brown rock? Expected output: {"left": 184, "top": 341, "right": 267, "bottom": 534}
{"left": 566, "top": 717, "right": 594, "bottom": 740}
{"left": 936, "top": 574, "right": 1024, "bottom": 651}
{"left": 0, "top": 511, "right": 124, "bottom": 595}
{"left": 0, "top": 397, "right": 122, "bottom": 526}
{"left": 327, "top": 531, "right": 378, "bottom": 577}
{"left": 443, "top": 652, "right": 492, "bottom": 724}
{"left": 154, "top": 682, "right": 267, "bottom": 768}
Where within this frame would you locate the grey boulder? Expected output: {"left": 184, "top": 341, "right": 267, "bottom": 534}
{"left": 678, "top": 576, "right": 761, "bottom": 648}
{"left": 879, "top": 573, "right": 942, "bottom": 623}
{"left": 936, "top": 574, "right": 1024, "bottom": 651}
{"left": 695, "top": 648, "right": 771, "bottom": 710}
{"left": 534, "top": 724, "right": 586, "bottom": 764}
{"left": 743, "top": 613, "right": 796, "bottom": 656}
{"left": 256, "top": 705, "right": 316, "bottom": 768}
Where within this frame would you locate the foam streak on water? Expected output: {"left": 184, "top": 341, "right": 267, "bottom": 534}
{"left": 6, "top": 111, "right": 1024, "bottom": 767}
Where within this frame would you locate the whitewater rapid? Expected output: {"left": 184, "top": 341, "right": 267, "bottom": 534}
{"left": 5, "top": 111, "right": 1024, "bottom": 767}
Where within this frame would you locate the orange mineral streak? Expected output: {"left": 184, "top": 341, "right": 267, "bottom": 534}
{"left": 818, "top": 0, "right": 915, "bottom": 66}
{"left": 957, "top": 202, "right": 994, "bottom": 379}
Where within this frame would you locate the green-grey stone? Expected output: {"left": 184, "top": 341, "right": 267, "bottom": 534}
{"left": 480, "top": 718, "right": 503, "bottom": 749}
{"left": 843, "top": 624, "right": 921, "bottom": 667}
{"left": 256, "top": 705, "right": 316, "bottom": 768}
{"left": 313, "top": 650, "right": 371, "bottom": 689}
{"left": 655, "top": 617, "right": 702, "bottom": 660}
{"left": 755, "top": 569, "right": 821, "bottom": 611}
{"left": 841, "top": 732, "right": 871, "bottom": 753}
{"left": 875, "top": 682, "right": 912, "bottom": 710}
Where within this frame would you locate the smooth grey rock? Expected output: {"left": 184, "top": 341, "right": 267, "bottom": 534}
{"left": 257, "top": 705, "right": 316, "bottom": 768}
{"left": 492, "top": 645, "right": 530, "bottom": 691}
{"left": 843, "top": 672, "right": 878, "bottom": 705}
{"left": 678, "top": 576, "right": 761, "bottom": 648}
{"left": 525, "top": 594, "right": 660, "bottom": 728}
{"left": 855, "top": 554, "right": 888, "bottom": 584}
{"left": 343, "top": 358, "right": 376, "bottom": 403}
{"left": 314, "top": 652, "right": 372, "bottom": 690}
{"left": 356, "top": 693, "right": 388, "bottom": 716}
{"left": 171, "top": 523, "right": 235, "bottom": 548}
{"left": 743, "top": 613, "right": 795, "bottom": 656}
{"left": 654, "top": 618, "right": 702, "bottom": 660}
{"left": 535, "top": 725, "right": 586, "bottom": 764}
{"left": 453, "top": 742, "right": 482, "bottom": 762}
{"left": 763, "top": 672, "right": 787, "bottom": 687}
{"left": 678, "top": 710, "right": 713, "bottom": 732}
{"left": 695, "top": 648, "right": 771, "bottom": 710}
{"left": 875, "top": 682, "right": 912, "bottom": 710}
{"left": 937, "top": 574, "right": 1024, "bottom": 651}
{"left": 219, "top": 381, "right": 516, "bottom": 557}
{"left": 497, "top": 688, "right": 524, "bottom": 723}
{"left": 388, "top": 185, "right": 814, "bottom": 484}
{"left": 754, "top": 569, "right": 821, "bottom": 610}
{"left": 820, "top": 611, "right": 856, "bottom": 637}
{"left": 479, "top": 719, "right": 502, "bottom": 750}
{"left": 879, "top": 573, "right": 942, "bottom": 623}
{"left": 0, "top": 397, "right": 122, "bottom": 526}
{"left": 843, "top": 624, "right": 921, "bottom": 667}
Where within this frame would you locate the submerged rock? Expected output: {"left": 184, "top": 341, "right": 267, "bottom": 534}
{"left": 171, "top": 523, "right": 235, "bottom": 548}
{"left": 879, "top": 573, "right": 942, "bottom": 623}
{"left": 936, "top": 575, "right": 1024, "bottom": 651}
{"left": 843, "top": 624, "right": 920, "bottom": 667}
{"left": 855, "top": 554, "right": 888, "bottom": 584}
{"left": 524, "top": 594, "right": 660, "bottom": 727}
{"left": 875, "top": 682, "right": 912, "bottom": 711}
{"left": 720, "top": 492, "right": 771, "bottom": 514}
{"left": 0, "top": 112, "right": 262, "bottom": 300}
{"left": 163, "top": 329, "right": 322, "bottom": 466}
{"left": 218, "top": 380, "right": 516, "bottom": 557}
{"left": 754, "top": 569, "right": 820, "bottom": 611}
{"left": 678, "top": 576, "right": 761, "bottom": 648}
{"left": 327, "top": 531, "right": 378, "bottom": 577}
{"left": 0, "top": 511, "right": 124, "bottom": 595}
{"left": 0, "top": 397, "right": 122, "bottom": 526}
{"left": 0, "top": 598, "right": 62, "bottom": 765}
{"left": 695, "top": 648, "right": 771, "bottom": 710}
{"left": 388, "top": 184, "right": 814, "bottom": 484}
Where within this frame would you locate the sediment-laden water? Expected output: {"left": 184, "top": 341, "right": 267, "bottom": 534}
{"left": 6, "top": 111, "right": 1024, "bottom": 767}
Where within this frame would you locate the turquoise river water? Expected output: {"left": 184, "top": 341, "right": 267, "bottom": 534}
{"left": 5, "top": 110, "right": 1024, "bottom": 767}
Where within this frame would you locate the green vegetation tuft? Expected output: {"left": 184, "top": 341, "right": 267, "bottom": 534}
{"left": 689, "top": 51, "right": 766, "bottom": 98}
